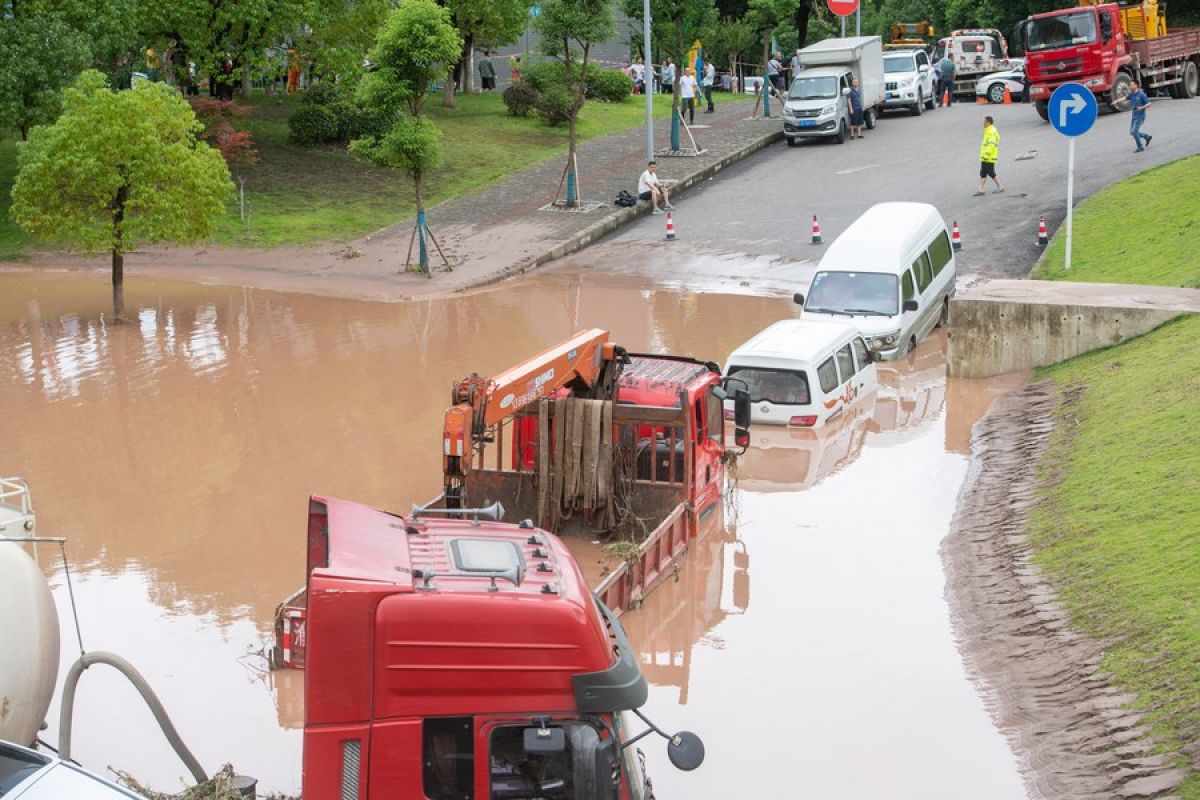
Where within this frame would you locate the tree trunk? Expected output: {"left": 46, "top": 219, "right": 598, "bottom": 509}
{"left": 241, "top": 66, "right": 252, "bottom": 99}
{"left": 464, "top": 35, "right": 475, "bottom": 93}
{"left": 238, "top": 176, "right": 246, "bottom": 221}
{"left": 442, "top": 66, "right": 456, "bottom": 108}
{"left": 111, "top": 185, "right": 128, "bottom": 322}
{"left": 795, "top": 3, "right": 811, "bottom": 50}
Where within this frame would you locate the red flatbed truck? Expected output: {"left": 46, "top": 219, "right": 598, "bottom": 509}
{"left": 1020, "top": 0, "right": 1200, "bottom": 118}
{"left": 301, "top": 494, "right": 704, "bottom": 799}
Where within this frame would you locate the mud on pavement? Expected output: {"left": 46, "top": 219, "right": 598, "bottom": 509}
{"left": 942, "top": 381, "right": 1188, "bottom": 799}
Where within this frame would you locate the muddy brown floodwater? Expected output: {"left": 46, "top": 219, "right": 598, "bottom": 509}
{"left": 1, "top": 267, "right": 1027, "bottom": 797}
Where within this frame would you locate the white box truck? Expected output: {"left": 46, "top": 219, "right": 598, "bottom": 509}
{"left": 783, "top": 36, "right": 885, "bottom": 145}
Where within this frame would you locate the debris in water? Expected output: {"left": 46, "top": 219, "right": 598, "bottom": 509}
{"left": 115, "top": 764, "right": 297, "bottom": 800}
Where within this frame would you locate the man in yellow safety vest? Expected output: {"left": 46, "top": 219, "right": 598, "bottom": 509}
{"left": 974, "top": 115, "right": 1003, "bottom": 196}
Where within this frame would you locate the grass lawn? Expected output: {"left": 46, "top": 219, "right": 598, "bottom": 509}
{"left": 1031, "top": 315, "right": 1200, "bottom": 796}
{"left": 1034, "top": 154, "right": 1200, "bottom": 287}
{"left": 0, "top": 90, "right": 684, "bottom": 256}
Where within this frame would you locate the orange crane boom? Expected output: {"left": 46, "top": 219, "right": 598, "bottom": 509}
{"left": 442, "top": 329, "right": 628, "bottom": 507}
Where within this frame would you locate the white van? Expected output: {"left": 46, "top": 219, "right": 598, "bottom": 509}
{"left": 795, "top": 202, "right": 956, "bottom": 360}
{"left": 722, "top": 319, "right": 878, "bottom": 427}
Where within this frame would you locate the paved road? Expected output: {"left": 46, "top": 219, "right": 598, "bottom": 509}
{"left": 555, "top": 95, "right": 1200, "bottom": 284}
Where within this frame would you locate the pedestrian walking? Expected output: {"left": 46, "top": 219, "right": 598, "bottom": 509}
{"left": 661, "top": 59, "right": 675, "bottom": 93}
{"left": 478, "top": 51, "right": 496, "bottom": 91}
{"left": 975, "top": 115, "right": 1004, "bottom": 195}
{"left": 848, "top": 78, "right": 865, "bottom": 139}
{"left": 767, "top": 52, "right": 784, "bottom": 94}
{"left": 1126, "top": 80, "right": 1153, "bottom": 152}
{"left": 937, "top": 55, "right": 956, "bottom": 105}
{"left": 702, "top": 60, "right": 716, "bottom": 112}
{"left": 638, "top": 160, "right": 673, "bottom": 214}
{"left": 679, "top": 67, "right": 698, "bottom": 125}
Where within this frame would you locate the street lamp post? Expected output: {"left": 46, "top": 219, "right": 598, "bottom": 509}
{"left": 643, "top": 0, "right": 654, "bottom": 162}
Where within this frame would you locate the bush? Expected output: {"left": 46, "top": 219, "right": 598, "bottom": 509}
{"left": 523, "top": 61, "right": 568, "bottom": 93}
{"left": 537, "top": 86, "right": 573, "bottom": 126}
{"left": 288, "top": 105, "right": 339, "bottom": 145}
{"left": 587, "top": 68, "right": 632, "bottom": 103}
{"left": 503, "top": 83, "right": 540, "bottom": 117}
{"left": 302, "top": 81, "right": 345, "bottom": 106}
{"left": 330, "top": 101, "right": 392, "bottom": 142}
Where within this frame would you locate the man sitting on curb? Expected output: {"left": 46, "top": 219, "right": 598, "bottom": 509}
{"left": 638, "top": 160, "right": 674, "bottom": 215}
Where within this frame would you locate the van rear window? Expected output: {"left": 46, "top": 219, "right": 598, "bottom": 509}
{"left": 726, "top": 366, "right": 811, "bottom": 405}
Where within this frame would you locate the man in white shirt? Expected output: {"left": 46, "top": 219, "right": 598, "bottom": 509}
{"left": 789, "top": 49, "right": 803, "bottom": 82}
{"left": 637, "top": 160, "right": 673, "bottom": 214}
{"left": 702, "top": 60, "right": 716, "bottom": 112}
{"left": 679, "top": 67, "right": 699, "bottom": 124}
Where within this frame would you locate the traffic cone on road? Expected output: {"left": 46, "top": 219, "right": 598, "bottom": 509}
{"left": 951, "top": 221, "right": 963, "bottom": 251}
{"left": 665, "top": 212, "right": 676, "bottom": 241}
{"left": 1003, "top": 86, "right": 1013, "bottom": 104}
{"left": 976, "top": 95, "right": 987, "bottom": 104}
{"left": 943, "top": 88, "right": 951, "bottom": 106}
{"left": 1037, "top": 215, "right": 1048, "bottom": 246}
{"left": 811, "top": 215, "right": 823, "bottom": 245}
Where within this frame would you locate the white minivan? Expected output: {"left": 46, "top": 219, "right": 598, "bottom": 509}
{"left": 795, "top": 202, "right": 956, "bottom": 360}
{"left": 722, "top": 319, "right": 878, "bottom": 427}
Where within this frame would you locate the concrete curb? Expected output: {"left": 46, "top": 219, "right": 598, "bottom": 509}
{"left": 454, "top": 126, "right": 785, "bottom": 293}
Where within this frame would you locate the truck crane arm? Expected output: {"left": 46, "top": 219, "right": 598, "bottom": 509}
{"left": 442, "top": 329, "right": 629, "bottom": 508}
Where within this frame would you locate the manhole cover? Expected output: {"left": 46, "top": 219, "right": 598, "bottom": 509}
{"left": 981, "top": 287, "right": 1037, "bottom": 299}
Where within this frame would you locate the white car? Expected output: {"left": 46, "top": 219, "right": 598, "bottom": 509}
{"left": 0, "top": 740, "right": 147, "bottom": 799}
{"left": 882, "top": 48, "right": 936, "bottom": 115}
{"left": 974, "top": 59, "right": 1026, "bottom": 104}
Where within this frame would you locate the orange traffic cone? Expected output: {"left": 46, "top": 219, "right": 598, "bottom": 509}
{"left": 1037, "top": 215, "right": 1048, "bottom": 246}
{"left": 976, "top": 95, "right": 987, "bottom": 104}
{"left": 951, "top": 221, "right": 963, "bottom": 251}
{"left": 665, "top": 212, "right": 676, "bottom": 241}
{"left": 943, "top": 88, "right": 951, "bottom": 106}
{"left": 811, "top": 215, "right": 823, "bottom": 245}
{"left": 1003, "top": 86, "right": 1013, "bottom": 104}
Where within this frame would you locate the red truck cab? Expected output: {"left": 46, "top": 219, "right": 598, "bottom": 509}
{"left": 302, "top": 495, "right": 700, "bottom": 799}
{"left": 1023, "top": 3, "right": 1130, "bottom": 109}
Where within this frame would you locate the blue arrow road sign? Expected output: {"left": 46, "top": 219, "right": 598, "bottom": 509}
{"left": 1048, "top": 83, "right": 1098, "bottom": 137}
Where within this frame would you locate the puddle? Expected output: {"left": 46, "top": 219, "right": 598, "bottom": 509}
{"left": 1, "top": 269, "right": 1028, "bottom": 797}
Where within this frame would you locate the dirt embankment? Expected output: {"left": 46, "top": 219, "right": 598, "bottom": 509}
{"left": 942, "top": 381, "right": 1188, "bottom": 799}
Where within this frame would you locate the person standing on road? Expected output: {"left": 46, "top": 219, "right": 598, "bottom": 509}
{"left": 767, "top": 52, "right": 784, "bottom": 95}
{"left": 848, "top": 78, "right": 865, "bottom": 139}
{"left": 638, "top": 161, "right": 674, "bottom": 214}
{"left": 1126, "top": 80, "right": 1153, "bottom": 152}
{"left": 661, "top": 59, "right": 675, "bottom": 93}
{"left": 937, "top": 55, "right": 956, "bottom": 106}
{"left": 702, "top": 60, "right": 716, "bottom": 112}
{"left": 679, "top": 66, "right": 699, "bottom": 125}
{"left": 975, "top": 115, "right": 1004, "bottom": 195}
{"left": 790, "top": 49, "right": 804, "bottom": 81}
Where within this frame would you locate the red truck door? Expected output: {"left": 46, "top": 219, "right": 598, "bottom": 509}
{"left": 691, "top": 386, "right": 725, "bottom": 518}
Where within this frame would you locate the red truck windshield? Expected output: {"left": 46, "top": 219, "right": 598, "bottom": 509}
{"left": 1025, "top": 11, "right": 1097, "bottom": 51}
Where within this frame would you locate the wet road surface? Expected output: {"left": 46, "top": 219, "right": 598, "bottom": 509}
{"left": 3, "top": 268, "right": 1025, "bottom": 796}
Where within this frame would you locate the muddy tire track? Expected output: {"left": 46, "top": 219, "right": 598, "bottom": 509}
{"left": 942, "top": 381, "right": 1188, "bottom": 799}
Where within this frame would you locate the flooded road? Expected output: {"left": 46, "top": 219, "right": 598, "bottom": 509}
{"left": 1, "top": 267, "right": 1026, "bottom": 796}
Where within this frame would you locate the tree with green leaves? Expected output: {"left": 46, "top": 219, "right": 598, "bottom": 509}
{"left": 535, "top": 0, "right": 614, "bottom": 207}
{"left": 351, "top": 0, "right": 461, "bottom": 274}
{"left": 440, "top": 0, "right": 533, "bottom": 107}
{"left": 0, "top": 9, "right": 93, "bottom": 139}
{"left": 10, "top": 71, "right": 232, "bottom": 321}
{"left": 625, "top": 0, "right": 716, "bottom": 150}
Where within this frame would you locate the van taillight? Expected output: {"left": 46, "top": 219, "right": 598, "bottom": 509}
{"left": 789, "top": 415, "right": 817, "bottom": 427}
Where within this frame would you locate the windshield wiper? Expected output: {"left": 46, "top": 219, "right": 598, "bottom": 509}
{"left": 843, "top": 308, "right": 890, "bottom": 317}
{"left": 804, "top": 306, "right": 848, "bottom": 316}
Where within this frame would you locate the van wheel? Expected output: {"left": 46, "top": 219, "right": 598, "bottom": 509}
{"left": 835, "top": 120, "right": 847, "bottom": 144}
{"left": 936, "top": 298, "right": 949, "bottom": 328}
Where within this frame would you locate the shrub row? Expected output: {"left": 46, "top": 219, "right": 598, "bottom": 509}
{"left": 289, "top": 84, "right": 391, "bottom": 146}
{"left": 502, "top": 64, "right": 632, "bottom": 124}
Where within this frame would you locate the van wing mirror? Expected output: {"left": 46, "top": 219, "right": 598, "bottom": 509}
{"left": 903, "top": 299, "right": 919, "bottom": 312}
{"left": 792, "top": 292, "right": 805, "bottom": 306}
{"left": 733, "top": 388, "right": 752, "bottom": 430}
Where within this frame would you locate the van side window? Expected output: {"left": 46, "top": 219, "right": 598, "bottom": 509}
{"left": 835, "top": 345, "right": 854, "bottom": 383}
{"left": 928, "top": 232, "right": 952, "bottom": 275}
{"left": 424, "top": 717, "right": 474, "bottom": 800}
{"left": 913, "top": 253, "right": 932, "bottom": 292}
{"left": 902, "top": 270, "right": 915, "bottom": 301}
{"left": 852, "top": 337, "right": 870, "bottom": 371}
{"left": 817, "top": 357, "right": 839, "bottom": 393}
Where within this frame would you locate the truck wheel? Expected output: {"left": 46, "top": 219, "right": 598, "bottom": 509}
{"left": 910, "top": 93, "right": 923, "bottom": 116}
{"left": 835, "top": 120, "right": 847, "bottom": 144}
{"left": 988, "top": 83, "right": 1005, "bottom": 104}
{"left": 865, "top": 108, "right": 876, "bottom": 129}
{"left": 1181, "top": 61, "right": 1198, "bottom": 99}
{"left": 1035, "top": 100, "right": 1049, "bottom": 121}
{"left": 1108, "top": 73, "right": 1132, "bottom": 111}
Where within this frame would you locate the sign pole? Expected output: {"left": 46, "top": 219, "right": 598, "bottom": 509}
{"left": 1065, "top": 137, "right": 1075, "bottom": 271}
{"left": 643, "top": 0, "right": 654, "bottom": 163}
{"left": 841, "top": 17, "right": 846, "bottom": 37}
{"left": 856, "top": 7, "right": 860, "bottom": 36}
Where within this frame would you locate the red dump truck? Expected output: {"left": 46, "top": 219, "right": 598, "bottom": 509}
{"left": 276, "top": 330, "right": 752, "bottom": 797}
{"left": 1020, "top": 0, "right": 1200, "bottom": 118}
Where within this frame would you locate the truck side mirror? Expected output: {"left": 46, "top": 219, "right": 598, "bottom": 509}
{"left": 792, "top": 292, "right": 805, "bottom": 306}
{"left": 1100, "top": 12, "right": 1113, "bottom": 43}
{"left": 903, "top": 299, "right": 919, "bottom": 312}
{"left": 667, "top": 731, "right": 705, "bottom": 771}
{"left": 733, "top": 389, "right": 751, "bottom": 430}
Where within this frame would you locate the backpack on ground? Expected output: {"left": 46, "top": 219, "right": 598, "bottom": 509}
{"left": 614, "top": 189, "right": 637, "bottom": 207}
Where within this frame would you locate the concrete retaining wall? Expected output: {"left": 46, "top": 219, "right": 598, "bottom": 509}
{"left": 948, "top": 280, "right": 1200, "bottom": 378}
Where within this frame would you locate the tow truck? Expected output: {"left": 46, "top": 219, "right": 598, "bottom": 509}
{"left": 276, "top": 331, "right": 752, "bottom": 798}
